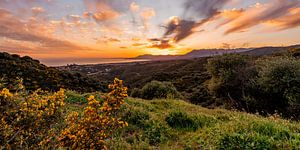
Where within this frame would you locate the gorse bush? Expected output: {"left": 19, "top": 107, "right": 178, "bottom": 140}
{"left": 0, "top": 78, "right": 129, "bottom": 149}
{"left": 59, "top": 78, "right": 128, "bottom": 149}
{"left": 0, "top": 87, "right": 65, "bottom": 149}
{"left": 132, "top": 81, "right": 181, "bottom": 100}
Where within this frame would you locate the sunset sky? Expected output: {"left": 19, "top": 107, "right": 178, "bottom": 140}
{"left": 1, "top": 0, "right": 300, "bottom": 64}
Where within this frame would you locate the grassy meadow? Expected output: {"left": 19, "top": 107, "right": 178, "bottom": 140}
{"left": 65, "top": 91, "right": 300, "bottom": 149}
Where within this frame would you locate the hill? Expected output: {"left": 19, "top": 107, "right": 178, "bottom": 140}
{"left": 65, "top": 95, "right": 300, "bottom": 149}
{"left": 58, "top": 58, "right": 211, "bottom": 101}
{"left": 133, "top": 48, "right": 251, "bottom": 61}
{"left": 0, "top": 52, "right": 107, "bottom": 92}
{"left": 133, "top": 45, "right": 300, "bottom": 61}
{"left": 241, "top": 45, "right": 300, "bottom": 56}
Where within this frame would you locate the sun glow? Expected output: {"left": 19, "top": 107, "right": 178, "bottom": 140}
{"left": 145, "top": 49, "right": 179, "bottom": 55}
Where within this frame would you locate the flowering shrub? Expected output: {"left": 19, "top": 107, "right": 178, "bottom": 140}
{"left": 0, "top": 87, "right": 65, "bottom": 149}
{"left": 59, "top": 78, "right": 128, "bottom": 149}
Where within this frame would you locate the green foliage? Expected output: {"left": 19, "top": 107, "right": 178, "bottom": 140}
{"left": 0, "top": 87, "right": 65, "bottom": 149}
{"left": 0, "top": 52, "right": 106, "bottom": 92}
{"left": 206, "top": 54, "right": 254, "bottom": 100}
{"left": 250, "top": 121, "right": 291, "bottom": 140}
{"left": 189, "top": 85, "right": 213, "bottom": 106}
{"left": 65, "top": 91, "right": 88, "bottom": 104}
{"left": 206, "top": 54, "right": 300, "bottom": 118}
{"left": 110, "top": 98, "right": 300, "bottom": 149}
{"left": 139, "top": 81, "right": 181, "bottom": 100}
{"left": 144, "top": 121, "right": 168, "bottom": 145}
{"left": 256, "top": 57, "right": 300, "bottom": 106}
{"left": 218, "top": 133, "right": 274, "bottom": 150}
{"left": 130, "top": 88, "right": 142, "bottom": 98}
{"left": 123, "top": 108, "right": 150, "bottom": 128}
{"left": 165, "top": 111, "right": 214, "bottom": 131}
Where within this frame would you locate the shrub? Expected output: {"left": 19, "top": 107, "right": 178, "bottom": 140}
{"left": 218, "top": 133, "right": 274, "bottom": 150}
{"left": 189, "top": 85, "right": 212, "bottom": 106}
{"left": 0, "top": 88, "right": 65, "bottom": 149}
{"left": 165, "top": 111, "right": 214, "bottom": 131}
{"left": 65, "top": 90, "right": 88, "bottom": 104}
{"left": 123, "top": 108, "right": 150, "bottom": 128}
{"left": 250, "top": 57, "right": 300, "bottom": 116}
{"left": 140, "top": 81, "right": 181, "bottom": 100}
{"left": 250, "top": 122, "right": 291, "bottom": 140}
{"left": 130, "top": 88, "right": 142, "bottom": 98}
{"left": 144, "top": 121, "right": 168, "bottom": 145}
{"left": 206, "top": 54, "right": 254, "bottom": 101}
{"left": 59, "top": 78, "right": 128, "bottom": 149}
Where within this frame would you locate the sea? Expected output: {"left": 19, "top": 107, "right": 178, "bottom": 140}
{"left": 41, "top": 58, "right": 149, "bottom": 67}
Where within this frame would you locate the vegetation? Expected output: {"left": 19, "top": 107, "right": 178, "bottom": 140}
{"left": 1, "top": 49, "right": 300, "bottom": 149}
{"left": 0, "top": 52, "right": 106, "bottom": 92}
{"left": 0, "top": 78, "right": 128, "bottom": 149}
{"left": 59, "top": 78, "right": 128, "bottom": 149}
{"left": 206, "top": 54, "right": 300, "bottom": 118}
{"left": 113, "top": 98, "right": 300, "bottom": 149}
{"left": 131, "top": 81, "right": 181, "bottom": 100}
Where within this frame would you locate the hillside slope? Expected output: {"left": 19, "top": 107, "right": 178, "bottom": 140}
{"left": 0, "top": 52, "right": 106, "bottom": 92}
{"left": 65, "top": 96, "right": 300, "bottom": 149}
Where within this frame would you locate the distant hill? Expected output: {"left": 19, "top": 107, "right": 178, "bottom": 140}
{"left": 133, "top": 48, "right": 252, "bottom": 60}
{"left": 241, "top": 45, "right": 300, "bottom": 56}
{"left": 0, "top": 52, "right": 107, "bottom": 92}
{"left": 134, "top": 54, "right": 180, "bottom": 60}
{"left": 133, "top": 45, "right": 300, "bottom": 61}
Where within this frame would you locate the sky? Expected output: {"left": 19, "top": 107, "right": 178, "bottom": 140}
{"left": 0, "top": 0, "right": 300, "bottom": 63}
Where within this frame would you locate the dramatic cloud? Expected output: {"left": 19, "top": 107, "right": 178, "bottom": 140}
{"left": 130, "top": 2, "right": 140, "bottom": 12}
{"left": 83, "top": 0, "right": 132, "bottom": 22}
{"left": 140, "top": 8, "right": 156, "bottom": 29}
{"left": 132, "top": 43, "right": 146, "bottom": 47}
{"left": 31, "top": 7, "right": 45, "bottom": 16}
{"left": 273, "top": 8, "right": 300, "bottom": 30}
{"left": 183, "top": 0, "right": 230, "bottom": 19}
{"left": 92, "top": 10, "right": 120, "bottom": 22}
{"left": 156, "top": 0, "right": 230, "bottom": 48}
{"left": 97, "top": 37, "right": 121, "bottom": 44}
{"left": 0, "top": 9, "right": 86, "bottom": 52}
{"left": 147, "top": 39, "right": 175, "bottom": 49}
{"left": 224, "top": 0, "right": 300, "bottom": 34}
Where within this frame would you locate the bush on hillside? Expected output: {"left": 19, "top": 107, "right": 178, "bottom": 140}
{"left": 59, "top": 78, "right": 128, "bottom": 149}
{"left": 206, "top": 54, "right": 257, "bottom": 110}
{"left": 132, "top": 81, "right": 181, "bottom": 100}
{"left": 165, "top": 111, "right": 215, "bottom": 131}
{"left": 206, "top": 54, "right": 300, "bottom": 118}
{"left": 0, "top": 87, "right": 65, "bottom": 149}
{"left": 206, "top": 54, "right": 254, "bottom": 100}
{"left": 188, "top": 85, "right": 213, "bottom": 106}
{"left": 130, "top": 88, "right": 142, "bottom": 98}
{"left": 251, "top": 57, "right": 300, "bottom": 117}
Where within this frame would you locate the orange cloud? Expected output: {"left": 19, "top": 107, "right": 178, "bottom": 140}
{"left": 0, "top": 9, "right": 89, "bottom": 56}
{"left": 147, "top": 40, "right": 175, "bottom": 49}
{"left": 223, "top": 0, "right": 300, "bottom": 34}
{"left": 92, "top": 10, "right": 120, "bottom": 22}
{"left": 268, "top": 8, "right": 300, "bottom": 30}
{"left": 132, "top": 43, "right": 147, "bottom": 47}
{"left": 130, "top": 2, "right": 140, "bottom": 12}
{"left": 31, "top": 7, "right": 45, "bottom": 16}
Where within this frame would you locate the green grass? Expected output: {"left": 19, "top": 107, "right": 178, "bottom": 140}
{"left": 64, "top": 95, "right": 300, "bottom": 149}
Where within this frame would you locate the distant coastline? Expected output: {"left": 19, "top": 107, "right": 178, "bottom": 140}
{"left": 42, "top": 58, "right": 149, "bottom": 67}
